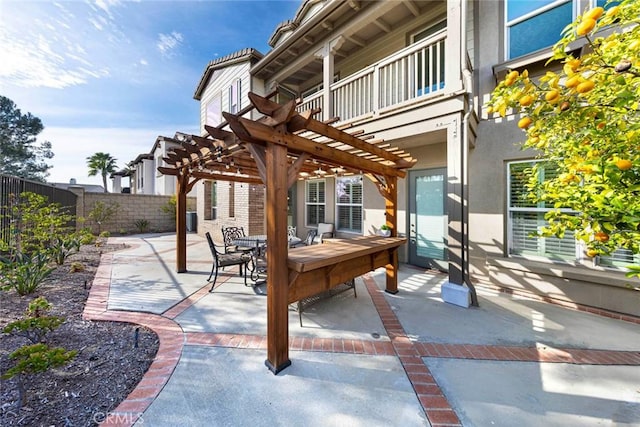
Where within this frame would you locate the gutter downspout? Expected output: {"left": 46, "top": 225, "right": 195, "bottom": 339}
{"left": 461, "top": 0, "right": 479, "bottom": 307}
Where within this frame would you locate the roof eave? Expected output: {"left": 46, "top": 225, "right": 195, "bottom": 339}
{"left": 194, "top": 48, "right": 264, "bottom": 100}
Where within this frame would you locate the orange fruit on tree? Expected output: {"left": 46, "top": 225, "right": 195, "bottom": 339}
{"left": 519, "top": 95, "right": 534, "bottom": 107}
{"left": 584, "top": 7, "right": 604, "bottom": 20}
{"left": 545, "top": 90, "right": 560, "bottom": 103}
{"left": 606, "top": 6, "right": 619, "bottom": 17}
{"left": 567, "top": 58, "right": 581, "bottom": 70}
{"left": 576, "top": 18, "right": 596, "bottom": 36}
{"left": 564, "top": 59, "right": 581, "bottom": 75}
{"left": 594, "top": 232, "right": 609, "bottom": 242}
{"left": 616, "top": 159, "right": 632, "bottom": 170}
{"left": 560, "top": 173, "right": 579, "bottom": 184}
{"left": 565, "top": 75, "right": 581, "bottom": 88}
{"left": 576, "top": 80, "right": 595, "bottom": 93}
{"left": 504, "top": 70, "right": 519, "bottom": 86}
{"left": 518, "top": 117, "right": 532, "bottom": 129}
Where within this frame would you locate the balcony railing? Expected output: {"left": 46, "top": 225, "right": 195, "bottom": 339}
{"left": 297, "top": 30, "right": 447, "bottom": 122}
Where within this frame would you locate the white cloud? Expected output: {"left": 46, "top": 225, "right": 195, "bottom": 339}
{"left": 0, "top": 2, "right": 122, "bottom": 89}
{"left": 93, "top": 0, "right": 121, "bottom": 18}
{"left": 157, "top": 31, "right": 184, "bottom": 58}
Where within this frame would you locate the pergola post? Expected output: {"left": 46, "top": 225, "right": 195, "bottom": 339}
{"left": 264, "top": 141, "right": 291, "bottom": 374}
{"left": 383, "top": 175, "right": 399, "bottom": 294}
{"left": 176, "top": 174, "right": 188, "bottom": 273}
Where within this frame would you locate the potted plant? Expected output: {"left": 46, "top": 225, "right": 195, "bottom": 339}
{"left": 379, "top": 224, "right": 391, "bottom": 237}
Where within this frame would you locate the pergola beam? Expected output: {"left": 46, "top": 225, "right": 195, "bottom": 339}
{"left": 250, "top": 92, "right": 415, "bottom": 168}
{"left": 233, "top": 116, "right": 407, "bottom": 179}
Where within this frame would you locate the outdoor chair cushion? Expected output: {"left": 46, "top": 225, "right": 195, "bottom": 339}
{"left": 313, "top": 222, "right": 334, "bottom": 244}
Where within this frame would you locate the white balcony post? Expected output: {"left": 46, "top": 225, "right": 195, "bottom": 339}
{"left": 445, "top": 0, "right": 464, "bottom": 93}
{"left": 322, "top": 50, "right": 334, "bottom": 121}
{"left": 316, "top": 37, "right": 345, "bottom": 121}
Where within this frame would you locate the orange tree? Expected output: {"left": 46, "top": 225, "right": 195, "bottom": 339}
{"left": 487, "top": 0, "right": 640, "bottom": 277}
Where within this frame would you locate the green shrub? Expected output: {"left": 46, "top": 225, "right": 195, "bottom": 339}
{"left": 3, "top": 344, "right": 77, "bottom": 380}
{"left": 2, "top": 297, "right": 76, "bottom": 409}
{"left": 2, "top": 297, "right": 64, "bottom": 343}
{"left": 2, "top": 344, "right": 77, "bottom": 408}
{"left": 78, "top": 228, "right": 96, "bottom": 245}
{"left": 69, "top": 262, "right": 85, "bottom": 273}
{"left": 88, "top": 201, "right": 119, "bottom": 235}
{"left": 161, "top": 195, "right": 177, "bottom": 221}
{"left": 134, "top": 219, "right": 150, "bottom": 233}
{"left": 0, "top": 252, "right": 54, "bottom": 295}
{"left": 0, "top": 192, "right": 75, "bottom": 256}
{"left": 49, "top": 234, "right": 82, "bottom": 266}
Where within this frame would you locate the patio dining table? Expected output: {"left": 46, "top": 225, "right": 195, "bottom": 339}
{"left": 232, "top": 234, "right": 302, "bottom": 250}
{"left": 232, "top": 234, "right": 303, "bottom": 287}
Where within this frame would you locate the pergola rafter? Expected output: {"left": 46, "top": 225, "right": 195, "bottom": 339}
{"left": 158, "top": 91, "right": 416, "bottom": 373}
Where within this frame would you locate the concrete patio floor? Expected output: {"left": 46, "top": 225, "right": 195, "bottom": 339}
{"left": 84, "top": 233, "right": 640, "bottom": 427}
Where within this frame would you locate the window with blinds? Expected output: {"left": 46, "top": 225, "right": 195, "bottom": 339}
{"left": 204, "top": 181, "right": 217, "bottom": 220}
{"left": 305, "top": 179, "right": 325, "bottom": 227}
{"left": 507, "top": 160, "right": 576, "bottom": 260}
{"left": 599, "top": 248, "right": 640, "bottom": 268}
{"left": 336, "top": 176, "right": 362, "bottom": 233}
{"left": 211, "top": 181, "right": 217, "bottom": 221}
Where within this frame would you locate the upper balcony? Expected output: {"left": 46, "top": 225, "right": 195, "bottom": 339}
{"left": 252, "top": 0, "right": 468, "bottom": 129}
{"left": 297, "top": 29, "right": 446, "bottom": 123}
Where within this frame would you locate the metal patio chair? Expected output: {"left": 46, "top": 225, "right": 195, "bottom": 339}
{"left": 221, "top": 226, "right": 253, "bottom": 255}
{"left": 206, "top": 232, "right": 251, "bottom": 292}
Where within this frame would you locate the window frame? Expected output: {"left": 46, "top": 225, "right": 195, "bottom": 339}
{"left": 229, "top": 79, "right": 241, "bottom": 114}
{"left": 335, "top": 175, "right": 363, "bottom": 234}
{"left": 305, "top": 179, "right": 326, "bottom": 227}
{"left": 505, "top": 0, "right": 575, "bottom": 60}
{"left": 228, "top": 182, "right": 235, "bottom": 218}
{"left": 206, "top": 94, "right": 222, "bottom": 127}
{"left": 210, "top": 181, "right": 217, "bottom": 221}
{"left": 507, "top": 159, "right": 578, "bottom": 261}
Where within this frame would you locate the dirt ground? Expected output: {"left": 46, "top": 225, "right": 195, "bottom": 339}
{"left": 0, "top": 243, "right": 159, "bottom": 426}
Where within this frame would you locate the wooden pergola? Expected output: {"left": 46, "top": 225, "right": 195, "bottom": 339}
{"left": 159, "top": 92, "right": 416, "bottom": 372}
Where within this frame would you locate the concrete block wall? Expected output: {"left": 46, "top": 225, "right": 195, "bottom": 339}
{"left": 70, "top": 187, "right": 195, "bottom": 235}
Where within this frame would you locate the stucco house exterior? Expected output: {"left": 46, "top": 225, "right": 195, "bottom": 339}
{"left": 192, "top": 48, "right": 268, "bottom": 239}
{"left": 115, "top": 135, "right": 190, "bottom": 196}
{"left": 189, "top": 0, "right": 638, "bottom": 317}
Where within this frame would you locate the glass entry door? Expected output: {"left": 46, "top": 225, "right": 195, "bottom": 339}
{"left": 408, "top": 168, "right": 448, "bottom": 270}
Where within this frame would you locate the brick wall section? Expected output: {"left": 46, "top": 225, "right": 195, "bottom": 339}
{"left": 247, "top": 184, "right": 265, "bottom": 235}
{"left": 196, "top": 181, "right": 265, "bottom": 242}
{"left": 69, "top": 188, "right": 195, "bottom": 234}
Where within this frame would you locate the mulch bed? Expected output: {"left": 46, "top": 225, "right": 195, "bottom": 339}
{"left": 0, "top": 243, "right": 159, "bottom": 426}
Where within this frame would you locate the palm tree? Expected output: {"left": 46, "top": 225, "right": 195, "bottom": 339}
{"left": 86, "top": 152, "right": 117, "bottom": 193}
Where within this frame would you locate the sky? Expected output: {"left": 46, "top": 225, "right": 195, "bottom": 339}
{"left": 0, "top": 0, "right": 301, "bottom": 190}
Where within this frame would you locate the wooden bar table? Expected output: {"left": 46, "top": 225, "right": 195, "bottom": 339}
{"left": 286, "top": 235, "right": 406, "bottom": 303}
